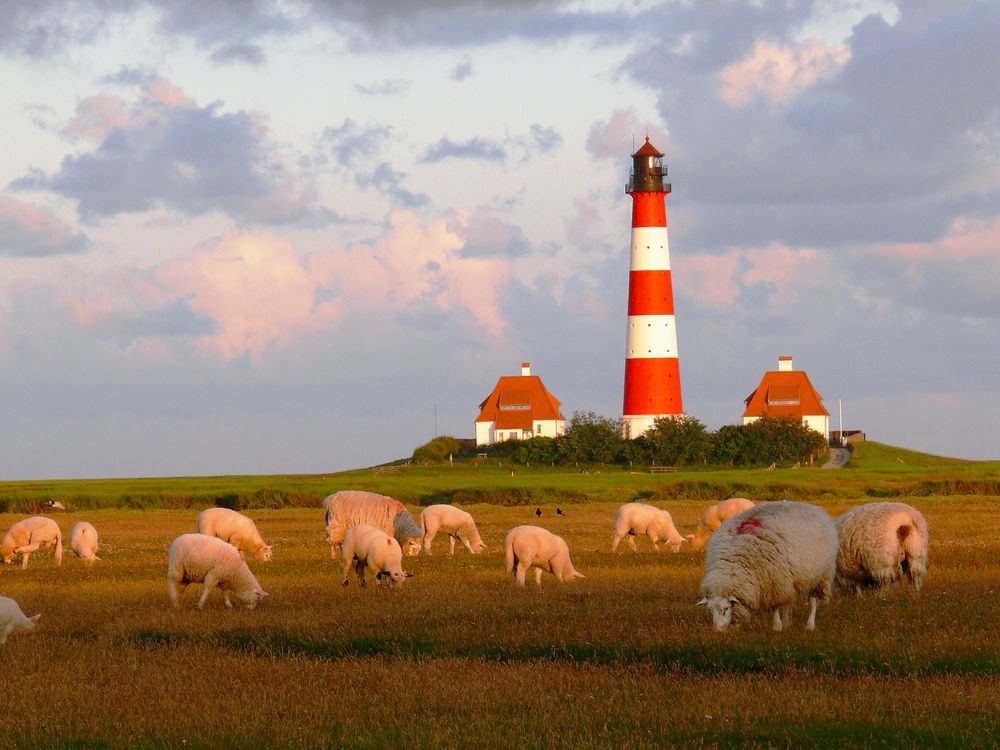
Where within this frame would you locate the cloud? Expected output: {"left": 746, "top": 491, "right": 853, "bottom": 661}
{"left": 718, "top": 38, "right": 850, "bottom": 107}
{"left": 0, "top": 197, "right": 89, "bottom": 257}
{"left": 420, "top": 136, "right": 507, "bottom": 164}
{"left": 0, "top": 0, "right": 136, "bottom": 57}
{"left": 451, "top": 57, "right": 473, "bottom": 81}
{"left": 14, "top": 76, "right": 323, "bottom": 225}
{"left": 355, "top": 163, "right": 430, "bottom": 208}
{"left": 354, "top": 79, "right": 410, "bottom": 96}
{"left": 319, "top": 118, "right": 391, "bottom": 169}
{"left": 586, "top": 109, "right": 669, "bottom": 160}
{"left": 455, "top": 208, "right": 531, "bottom": 258}
{"left": 210, "top": 42, "right": 266, "bottom": 66}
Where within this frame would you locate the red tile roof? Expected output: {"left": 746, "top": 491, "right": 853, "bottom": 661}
{"left": 742, "top": 369, "right": 828, "bottom": 420}
{"left": 476, "top": 374, "right": 565, "bottom": 425}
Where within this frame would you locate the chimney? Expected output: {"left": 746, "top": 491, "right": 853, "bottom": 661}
{"left": 778, "top": 356, "right": 793, "bottom": 372}
{"left": 521, "top": 362, "right": 531, "bottom": 376}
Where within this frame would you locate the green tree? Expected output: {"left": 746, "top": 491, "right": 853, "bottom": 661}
{"left": 511, "top": 436, "right": 560, "bottom": 465}
{"left": 560, "top": 412, "right": 624, "bottom": 464}
{"left": 642, "top": 415, "right": 712, "bottom": 466}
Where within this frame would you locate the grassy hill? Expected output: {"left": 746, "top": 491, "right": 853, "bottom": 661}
{"left": 1, "top": 441, "right": 997, "bottom": 513}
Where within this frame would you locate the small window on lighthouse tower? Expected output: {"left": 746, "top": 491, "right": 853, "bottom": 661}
{"left": 648, "top": 156, "right": 654, "bottom": 169}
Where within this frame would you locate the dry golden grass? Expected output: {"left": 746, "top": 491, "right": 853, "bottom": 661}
{"left": 0, "top": 499, "right": 998, "bottom": 748}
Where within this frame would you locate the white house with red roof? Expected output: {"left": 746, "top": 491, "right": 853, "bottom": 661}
{"left": 475, "top": 362, "right": 566, "bottom": 446}
{"left": 742, "top": 356, "right": 829, "bottom": 440}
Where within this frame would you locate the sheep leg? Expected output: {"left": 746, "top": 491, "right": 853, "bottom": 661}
{"left": 168, "top": 579, "right": 187, "bottom": 608}
{"left": 805, "top": 597, "right": 818, "bottom": 630}
{"left": 449, "top": 535, "right": 457, "bottom": 556}
{"left": 462, "top": 537, "right": 475, "bottom": 554}
{"left": 771, "top": 608, "right": 784, "bottom": 631}
{"left": 423, "top": 529, "right": 435, "bottom": 555}
{"left": 197, "top": 572, "right": 221, "bottom": 609}
{"left": 0, "top": 625, "right": 12, "bottom": 645}
{"left": 626, "top": 535, "right": 638, "bottom": 553}
{"left": 341, "top": 556, "right": 354, "bottom": 587}
{"left": 611, "top": 533, "right": 622, "bottom": 553}
{"left": 15, "top": 543, "right": 41, "bottom": 570}
{"left": 534, "top": 567, "right": 543, "bottom": 588}
{"left": 649, "top": 535, "right": 661, "bottom": 552}
{"left": 354, "top": 559, "right": 367, "bottom": 588}
{"left": 515, "top": 560, "right": 529, "bottom": 587}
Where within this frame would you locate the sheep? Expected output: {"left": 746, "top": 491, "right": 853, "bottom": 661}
{"left": 835, "top": 501, "right": 928, "bottom": 595}
{"left": 197, "top": 507, "right": 273, "bottom": 562}
{"left": 341, "top": 524, "right": 412, "bottom": 588}
{"left": 697, "top": 501, "right": 838, "bottom": 632}
{"left": 688, "top": 498, "right": 756, "bottom": 550}
{"left": 420, "top": 504, "right": 486, "bottom": 555}
{"left": 167, "top": 533, "right": 269, "bottom": 610}
{"left": 611, "top": 502, "right": 688, "bottom": 553}
{"left": 323, "top": 490, "right": 422, "bottom": 558}
{"left": 0, "top": 596, "right": 40, "bottom": 645}
{"left": 69, "top": 522, "right": 101, "bottom": 562}
{"left": 505, "top": 525, "right": 585, "bottom": 588}
{"left": 1, "top": 516, "right": 63, "bottom": 569}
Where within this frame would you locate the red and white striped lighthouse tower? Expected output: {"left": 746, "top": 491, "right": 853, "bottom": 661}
{"left": 622, "top": 136, "right": 683, "bottom": 438}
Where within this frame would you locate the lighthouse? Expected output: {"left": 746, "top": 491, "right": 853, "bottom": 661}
{"left": 621, "top": 136, "right": 683, "bottom": 438}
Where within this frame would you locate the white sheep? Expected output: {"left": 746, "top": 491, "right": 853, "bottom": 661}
{"left": 1, "top": 516, "right": 63, "bottom": 569}
{"left": 698, "top": 501, "right": 838, "bottom": 632}
{"left": 611, "top": 503, "right": 688, "bottom": 553}
{"left": 69, "top": 522, "right": 101, "bottom": 562}
{"left": 420, "top": 504, "right": 486, "bottom": 555}
{"left": 341, "top": 524, "right": 412, "bottom": 588}
{"left": 323, "top": 490, "right": 422, "bottom": 558}
{"left": 835, "top": 501, "right": 928, "bottom": 595}
{"left": 197, "top": 507, "right": 273, "bottom": 562}
{"left": 688, "top": 498, "right": 756, "bottom": 549}
{"left": 0, "top": 596, "right": 40, "bottom": 645}
{"left": 505, "top": 525, "right": 585, "bottom": 587}
{"left": 167, "top": 533, "right": 269, "bottom": 610}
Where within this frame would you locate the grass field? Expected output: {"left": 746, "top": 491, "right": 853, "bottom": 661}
{"left": 1, "top": 480, "right": 999, "bottom": 748}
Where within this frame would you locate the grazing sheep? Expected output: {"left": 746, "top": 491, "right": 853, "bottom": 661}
{"left": 835, "top": 502, "right": 928, "bottom": 595}
{"left": 505, "top": 525, "right": 585, "bottom": 587}
{"left": 0, "top": 596, "right": 40, "bottom": 645}
{"left": 323, "top": 490, "right": 422, "bottom": 558}
{"left": 688, "top": 498, "right": 756, "bottom": 550}
{"left": 611, "top": 503, "right": 688, "bottom": 553}
{"left": 69, "top": 522, "right": 101, "bottom": 562}
{"left": 197, "top": 507, "right": 273, "bottom": 562}
{"left": 1, "top": 516, "right": 63, "bottom": 569}
{"left": 698, "top": 501, "right": 838, "bottom": 632}
{"left": 167, "top": 533, "right": 269, "bottom": 610}
{"left": 341, "top": 524, "right": 412, "bottom": 588}
{"left": 420, "top": 504, "right": 486, "bottom": 555}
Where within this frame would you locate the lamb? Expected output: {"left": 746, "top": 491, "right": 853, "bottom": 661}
{"left": 688, "top": 497, "right": 756, "bottom": 550}
{"left": 505, "top": 525, "right": 585, "bottom": 587}
{"left": 197, "top": 507, "right": 273, "bottom": 562}
{"left": 697, "top": 500, "right": 838, "bottom": 632}
{"left": 69, "top": 521, "right": 101, "bottom": 562}
{"left": 835, "top": 501, "right": 928, "bottom": 595}
{"left": 167, "top": 533, "right": 269, "bottom": 610}
{"left": 341, "top": 524, "right": 412, "bottom": 588}
{"left": 420, "top": 504, "right": 486, "bottom": 555}
{"left": 1, "top": 516, "right": 63, "bottom": 569}
{"left": 323, "top": 490, "right": 422, "bottom": 558}
{"left": 0, "top": 596, "right": 40, "bottom": 645}
{"left": 611, "top": 502, "right": 688, "bottom": 553}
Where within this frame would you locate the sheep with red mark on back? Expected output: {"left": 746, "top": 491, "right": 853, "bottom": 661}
{"left": 698, "top": 501, "right": 837, "bottom": 632}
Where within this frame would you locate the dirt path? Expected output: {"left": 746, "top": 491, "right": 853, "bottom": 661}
{"left": 822, "top": 447, "right": 851, "bottom": 469}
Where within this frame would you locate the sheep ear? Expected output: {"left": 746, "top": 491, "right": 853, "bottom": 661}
{"left": 695, "top": 598, "right": 708, "bottom": 607}
{"left": 728, "top": 596, "right": 738, "bottom": 604}
{"left": 684, "top": 534, "right": 695, "bottom": 541}
{"left": 30, "top": 613, "right": 41, "bottom": 623}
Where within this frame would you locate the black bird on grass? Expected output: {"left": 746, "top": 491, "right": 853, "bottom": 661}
{"left": 556, "top": 508, "right": 566, "bottom": 517}
{"left": 535, "top": 507, "right": 542, "bottom": 517}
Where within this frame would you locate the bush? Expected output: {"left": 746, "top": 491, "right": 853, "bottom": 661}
{"left": 413, "top": 435, "right": 464, "bottom": 464}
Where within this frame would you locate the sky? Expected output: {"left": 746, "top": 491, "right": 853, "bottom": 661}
{"left": 2, "top": 0, "right": 998, "bottom": 480}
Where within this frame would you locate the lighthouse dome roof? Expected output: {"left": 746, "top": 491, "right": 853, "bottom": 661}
{"left": 633, "top": 136, "right": 664, "bottom": 158}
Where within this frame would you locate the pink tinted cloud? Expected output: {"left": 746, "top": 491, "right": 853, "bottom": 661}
{"left": 157, "top": 231, "right": 321, "bottom": 361}
{"left": 719, "top": 38, "right": 850, "bottom": 107}
{"left": 586, "top": 108, "right": 669, "bottom": 159}
{"left": 677, "top": 252, "right": 742, "bottom": 307}
{"left": 680, "top": 244, "right": 828, "bottom": 309}
{"left": 879, "top": 216, "right": 1000, "bottom": 262}
{"left": 0, "top": 196, "right": 87, "bottom": 257}
{"left": 310, "top": 210, "right": 512, "bottom": 337}
{"left": 63, "top": 77, "right": 197, "bottom": 144}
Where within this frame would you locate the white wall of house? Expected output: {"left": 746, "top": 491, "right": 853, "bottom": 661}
{"left": 475, "top": 419, "right": 565, "bottom": 447}
{"left": 743, "top": 414, "right": 829, "bottom": 441}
